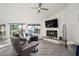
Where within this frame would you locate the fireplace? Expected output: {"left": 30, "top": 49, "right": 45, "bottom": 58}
{"left": 46, "top": 30, "right": 57, "bottom": 38}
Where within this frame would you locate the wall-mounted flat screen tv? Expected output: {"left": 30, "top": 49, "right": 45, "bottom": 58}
{"left": 45, "top": 18, "right": 58, "bottom": 28}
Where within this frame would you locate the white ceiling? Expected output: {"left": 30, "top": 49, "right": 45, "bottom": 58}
{"left": 0, "top": 3, "right": 68, "bottom": 20}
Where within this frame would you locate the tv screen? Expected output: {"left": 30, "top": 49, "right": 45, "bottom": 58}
{"left": 45, "top": 18, "right": 58, "bottom": 28}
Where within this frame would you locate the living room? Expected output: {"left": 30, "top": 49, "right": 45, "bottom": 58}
{"left": 0, "top": 2, "right": 79, "bottom": 56}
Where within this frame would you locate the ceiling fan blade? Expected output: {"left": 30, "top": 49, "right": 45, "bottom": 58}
{"left": 38, "top": 10, "right": 40, "bottom": 13}
{"left": 41, "top": 8, "right": 48, "bottom": 10}
{"left": 39, "top": 3, "right": 42, "bottom": 8}
{"left": 30, "top": 7, "right": 38, "bottom": 9}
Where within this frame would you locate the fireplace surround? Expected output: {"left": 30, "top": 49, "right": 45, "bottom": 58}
{"left": 46, "top": 30, "right": 57, "bottom": 38}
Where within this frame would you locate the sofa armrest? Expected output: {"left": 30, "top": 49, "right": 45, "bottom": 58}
{"left": 21, "top": 42, "right": 39, "bottom": 56}
{"left": 22, "top": 44, "right": 33, "bottom": 51}
{"left": 22, "top": 42, "right": 39, "bottom": 51}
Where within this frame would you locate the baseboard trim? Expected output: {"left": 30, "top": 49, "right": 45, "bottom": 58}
{"left": 43, "top": 38, "right": 64, "bottom": 44}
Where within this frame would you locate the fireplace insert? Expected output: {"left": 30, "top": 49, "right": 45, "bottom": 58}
{"left": 46, "top": 30, "right": 57, "bottom": 38}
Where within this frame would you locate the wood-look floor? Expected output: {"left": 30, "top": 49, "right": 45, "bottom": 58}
{"left": 31, "top": 39, "right": 74, "bottom": 56}
{"left": 0, "top": 39, "right": 74, "bottom": 56}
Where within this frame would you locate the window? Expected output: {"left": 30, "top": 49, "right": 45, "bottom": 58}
{"left": 10, "top": 23, "right": 25, "bottom": 35}
{"left": 0, "top": 24, "right": 5, "bottom": 35}
{"left": 28, "top": 24, "right": 40, "bottom": 34}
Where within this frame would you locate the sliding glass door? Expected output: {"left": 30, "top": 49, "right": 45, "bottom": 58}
{"left": 10, "top": 23, "right": 25, "bottom": 36}
{"left": 28, "top": 24, "right": 40, "bottom": 35}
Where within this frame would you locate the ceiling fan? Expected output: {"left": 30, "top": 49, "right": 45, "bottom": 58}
{"left": 31, "top": 3, "right": 48, "bottom": 13}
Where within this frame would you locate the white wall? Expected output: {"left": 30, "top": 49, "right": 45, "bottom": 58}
{"left": 0, "top": 13, "right": 42, "bottom": 39}
{"left": 41, "top": 9, "right": 65, "bottom": 39}
{"left": 0, "top": 3, "right": 67, "bottom": 39}
{"left": 41, "top": 3, "right": 79, "bottom": 43}
{"left": 1, "top": 3, "right": 79, "bottom": 43}
{"left": 0, "top": 4, "right": 43, "bottom": 39}
{"left": 64, "top": 4, "right": 79, "bottom": 43}
{"left": 0, "top": 19, "right": 41, "bottom": 39}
